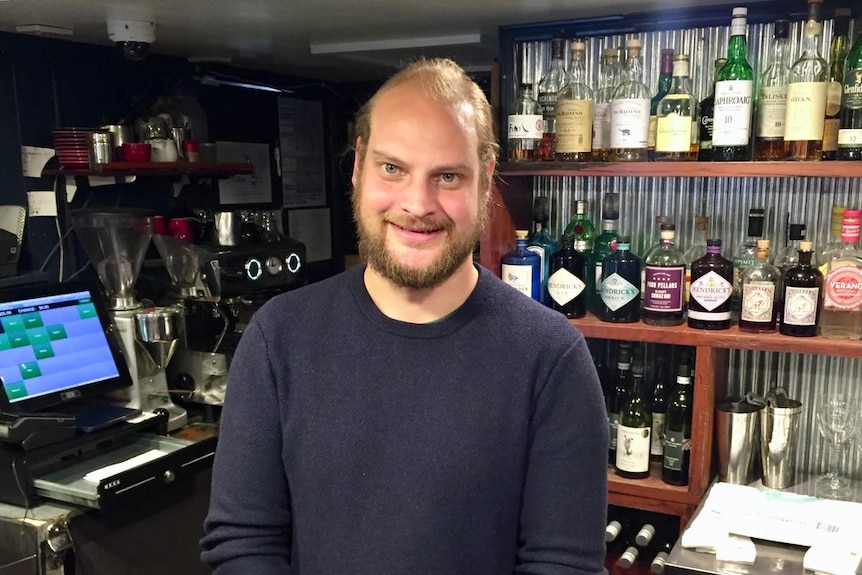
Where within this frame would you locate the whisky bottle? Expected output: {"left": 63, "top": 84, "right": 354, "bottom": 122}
{"left": 823, "top": 9, "right": 851, "bottom": 160}
{"left": 837, "top": 28, "right": 862, "bottom": 159}
{"left": 610, "top": 38, "right": 651, "bottom": 161}
{"left": 821, "top": 209, "right": 862, "bottom": 339}
{"left": 642, "top": 224, "right": 686, "bottom": 327}
{"left": 555, "top": 40, "right": 593, "bottom": 161}
{"left": 537, "top": 38, "right": 568, "bottom": 160}
{"left": 688, "top": 239, "right": 733, "bottom": 330}
{"left": 655, "top": 54, "right": 699, "bottom": 161}
{"left": 683, "top": 215, "right": 709, "bottom": 303}
{"left": 713, "top": 7, "right": 754, "bottom": 161}
{"left": 754, "top": 20, "right": 791, "bottom": 160}
{"left": 590, "top": 192, "right": 620, "bottom": 312}
{"left": 649, "top": 48, "right": 675, "bottom": 161}
{"left": 616, "top": 345, "right": 651, "bottom": 479}
{"left": 608, "top": 342, "right": 633, "bottom": 464}
{"left": 739, "top": 239, "right": 780, "bottom": 333}
{"left": 697, "top": 57, "right": 726, "bottom": 161}
{"left": 597, "top": 235, "right": 641, "bottom": 323}
{"left": 780, "top": 240, "right": 822, "bottom": 337}
{"left": 507, "top": 83, "right": 543, "bottom": 161}
{"left": 784, "top": 0, "right": 828, "bottom": 161}
{"left": 662, "top": 355, "right": 692, "bottom": 486}
{"left": 593, "top": 47, "right": 620, "bottom": 161}
{"left": 547, "top": 234, "right": 588, "bottom": 318}
{"left": 501, "top": 229, "right": 542, "bottom": 301}
{"left": 732, "top": 208, "right": 765, "bottom": 315}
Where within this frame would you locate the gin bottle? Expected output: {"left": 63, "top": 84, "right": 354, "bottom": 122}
{"left": 683, "top": 215, "right": 709, "bottom": 303}
{"left": 739, "top": 239, "right": 780, "bottom": 333}
{"left": 780, "top": 240, "right": 822, "bottom": 337}
{"left": 501, "top": 229, "right": 542, "bottom": 301}
{"left": 713, "top": 7, "right": 755, "bottom": 161}
{"left": 697, "top": 57, "right": 726, "bottom": 161}
{"left": 837, "top": 30, "right": 862, "bottom": 159}
{"left": 507, "top": 83, "right": 543, "bottom": 162}
{"left": 732, "top": 208, "right": 765, "bottom": 315}
{"left": 593, "top": 48, "right": 620, "bottom": 161}
{"left": 590, "top": 192, "right": 620, "bottom": 313}
{"left": 649, "top": 48, "right": 675, "bottom": 161}
{"left": 616, "top": 345, "right": 652, "bottom": 479}
{"left": 642, "top": 224, "right": 686, "bottom": 327}
{"left": 528, "top": 197, "right": 558, "bottom": 305}
{"left": 823, "top": 9, "right": 852, "bottom": 160}
{"left": 555, "top": 40, "right": 593, "bottom": 161}
{"left": 754, "top": 20, "right": 791, "bottom": 160}
{"left": 564, "top": 199, "right": 595, "bottom": 307}
{"left": 597, "top": 235, "right": 641, "bottom": 323}
{"left": 774, "top": 222, "right": 807, "bottom": 320}
{"left": 655, "top": 54, "right": 698, "bottom": 161}
{"left": 547, "top": 234, "right": 587, "bottom": 318}
{"left": 688, "top": 239, "right": 733, "bottom": 330}
{"left": 608, "top": 342, "right": 632, "bottom": 464}
{"left": 537, "top": 38, "right": 568, "bottom": 161}
{"left": 662, "top": 355, "right": 692, "bottom": 486}
{"left": 610, "top": 38, "right": 651, "bottom": 161}
{"left": 821, "top": 209, "right": 862, "bottom": 339}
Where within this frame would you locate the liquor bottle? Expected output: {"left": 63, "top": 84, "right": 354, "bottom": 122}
{"left": 608, "top": 342, "right": 633, "bottom": 464}
{"left": 732, "top": 208, "right": 765, "bottom": 315}
{"left": 565, "top": 199, "right": 596, "bottom": 307}
{"left": 593, "top": 47, "right": 620, "bottom": 162}
{"left": 590, "top": 192, "right": 621, "bottom": 312}
{"left": 635, "top": 522, "right": 656, "bottom": 547}
{"left": 713, "top": 7, "right": 755, "bottom": 161}
{"left": 697, "top": 57, "right": 726, "bottom": 161}
{"left": 823, "top": 9, "right": 852, "bottom": 160}
{"left": 507, "top": 82, "right": 543, "bottom": 162}
{"left": 618, "top": 544, "right": 640, "bottom": 571}
{"left": 649, "top": 352, "right": 670, "bottom": 462}
{"left": 821, "top": 209, "right": 862, "bottom": 339}
{"left": 528, "top": 197, "right": 558, "bottom": 305}
{"left": 649, "top": 48, "right": 675, "bottom": 161}
{"left": 655, "top": 54, "right": 699, "bottom": 161}
{"left": 547, "top": 234, "right": 588, "bottom": 318}
{"left": 642, "top": 224, "right": 686, "bottom": 327}
{"left": 610, "top": 38, "right": 651, "bottom": 161}
{"left": 616, "top": 345, "right": 651, "bottom": 479}
{"left": 649, "top": 541, "right": 674, "bottom": 575}
{"left": 784, "top": 0, "right": 828, "bottom": 161}
{"left": 597, "top": 235, "right": 641, "bottom": 322}
{"left": 662, "top": 355, "right": 692, "bottom": 486}
{"left": 837, "top": 30, "right": 862, "bottom": 159}
{"left": 739, "top": 239, "right": 780, "bottom": 333}
{"left": 780, "top": 240, "right": 823, "bottom": 336}
{"left": 688, "top": 239, "right": 734, "bottom": 330}
{"left": 501, "top": 229, "right": 542, "bottom": 301}
{"left": 818, "top": 205, "right": 848, "bottom": 274}
{"left": 683, "top": 215, "right": 709, "bottom": 303}
{"left": 537, "top": 38, "right": 568, "bottom": 161}
{"left": 774, "top": 222, "right": 807, "bottom": 320}
{"left": 754, "top": 19, "right": 791, "bottom": 160}
{"left": 555, "top": 40, "right": 593, "bottom": 161}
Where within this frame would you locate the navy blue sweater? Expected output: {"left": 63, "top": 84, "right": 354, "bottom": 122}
{"left": 201, "top": 264, "right": 609, "bottom": 574}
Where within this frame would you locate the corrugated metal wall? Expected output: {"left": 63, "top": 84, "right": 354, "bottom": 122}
{"left": 512, "top": 15, "right": 862, "bottom": 484}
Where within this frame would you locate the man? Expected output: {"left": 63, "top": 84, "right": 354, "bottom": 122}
{"left": 201, "top": 58, "right": 609, "bottom": 574}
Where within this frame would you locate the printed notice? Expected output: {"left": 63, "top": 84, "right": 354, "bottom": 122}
{"left": 278, "top": 98, "right": 326, "bottom": 208}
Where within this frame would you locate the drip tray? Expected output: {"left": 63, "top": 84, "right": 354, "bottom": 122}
{"left": 33, "top": 433, "right": 216, "bottom": 510}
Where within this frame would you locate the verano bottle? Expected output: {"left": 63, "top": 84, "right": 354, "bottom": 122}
{"left": 555, "top": 40, "right": 593, "bottom": 161}
{"left": 610, "top": 38, "right": 651, "bottom": 161}
{"left": 655, "top": 54, "right": 699, "bottom": 161}
{"left": 713, "top": 7, "right": 755, "bottom": 161}
{"left": 821, "top": 209, "right": 862, "bottom": 339}
{"left": 780, "top": 240, "right": 822, "bottom": 336}
{"left": 537, "top": 38, "right": 568, "bottom": 160}
{"left": 754, "top": 20, "right": 791, "bottom": 160}
{"left": 616, "top": 345, "right": 651, "bottom": 479}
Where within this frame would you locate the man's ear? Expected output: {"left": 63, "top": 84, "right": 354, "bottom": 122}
{"left": 352, "top": 137, "right": 364, "bottom": 187}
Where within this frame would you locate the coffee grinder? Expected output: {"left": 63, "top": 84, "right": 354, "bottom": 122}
{"left": 71, "top": 208, "right": 188, "bottom": 431}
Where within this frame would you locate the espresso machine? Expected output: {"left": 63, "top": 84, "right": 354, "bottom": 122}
{"left": 71, "top": 209, "right": 188, "bottom": 431}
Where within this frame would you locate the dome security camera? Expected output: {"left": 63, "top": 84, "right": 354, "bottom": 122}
{"left": 107, "top": 19, "right": 155, "bottom": 61}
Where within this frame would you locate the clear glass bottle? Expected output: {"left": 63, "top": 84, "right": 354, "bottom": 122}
{"left": 688, "top": 239, "right": 734, "bottom": 330}
{"left": 610, "top": 38, "right": 651, "bottom": 161}
{"left": 655, "top": 54, "right": 698, "bottom": 161}
{"left": 608, "top": 341, "right": 632, "bottom": 464}
{"left": 697, "top": 58, "right": 726, "bottom": 162}
{"left": 642, "top": 224, "right": 686, "bottom": 326}
{"left": 823, "top": 9, "right": 852, "bottom": 160}
{"left": 555, "top": 40, "right": 593, "bottom": 161}
{"left": 818, "top": 205, "right": 848, "bottom": 274}
{"left": 780, "top": 240, "right": 823, "bottom": 337}
{"left": 597, "top": 235, "right": 641, "bottom": 323}
{"left": 732, "top": 208, "right": 765, "bottom": 315}
{"left": 713, "top": 7, "right": 755, "bottom": 161}
{"left": 754, "top": 19, "right": 791, "bottom": 160}
{"left": 649, "top": 48, "right": 675, "bottom": 161}
{"left": 537, "top": 38, "right": 568, "bottom": 161}
{"left": 616, "top": 345, "right": 652, "bottom": 479}
{"left": 837, "top": 30, "right": 862, "bottom": 159}
{"left": 507, "top": 83, "right": 543, "bottom": 162}
{"left": 662, "top": 355, "right": 693, "bottom": 486}
{"left": 739, "top": 239, "right": 780, "bottom": 333}
{"left": 784, "top": 0, "right": 829, "bottom": 161}
{"left": 821, "top": 209, "right": 862, "bottom": 339}
{"left": 683, "top": 215, "right": 709, "bottom": 303}
{"left": 649, "top": 351, "right": 671, "bottom": 462}
{"left": 547, "top": 233, "right": 588, "bottom": 318}
{"left": 527, "top": 197, "right": 558, "bottom": 305}
{"left": 590, "top": 192, "right": 620, "bottom": 313}
{"left": 593, "top": 47, "right": 620, "bottom": 162}
{"left": 501, "top": 229, "right": 542, "bottom": 301}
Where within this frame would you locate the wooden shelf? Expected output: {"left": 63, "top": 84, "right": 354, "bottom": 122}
{"left": 496, "top": 160, "right": 862, "bottom": 178}
{"left": 607, "top": 462, "right": 701, "bottom": 508}
{"left": 42, "top": 161, "right": 254, "bottom": 178}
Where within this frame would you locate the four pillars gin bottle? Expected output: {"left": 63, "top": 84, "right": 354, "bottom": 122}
{"left": 643, "top": 224, "right": 686, "bottom": 326}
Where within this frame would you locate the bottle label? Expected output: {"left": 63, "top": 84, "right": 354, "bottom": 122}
{"left": 733, "top": 255, "right": 756, "bottom": 299}
{"left": 824, "top": 265, "right": 862, "bottom": 310}
{"left": 556, "top": 100, "right": 594, "bottom": 153}
{"left": 537, "top": 92, "right": 557, "bottom": 123}
{"left": 756, "top": 86, "right": 787, "bottom": 138}
{"left": 573, "top": 239, "right": 592, "bottom": 252}
{"left": 650, "top": 413, "right": 666, "bottom": 457}
{"left": 608, "top": 413, "right": 620, "bottom": 450}
{"left": 838, "top": 129, "right": 862, "bottom": 146}
{"left": 616, "top": 424, "right": 651, "bottom": 472}
{"left": 690, "top": 270, "right": 732, "bottom": 311}
{"left": 507, "top": 114, "right": 543, "bottom": 140}
{"left": 592, "top": 102, "right": 611, "bottom": 151}
{"left": 663, "top": 429, "right": 689, "bottom": 472}
{"left": 601, "top": 272, "right": 639, "bottom": 311}
{"left": 713, "top": 80, "right": 753, "bottom": 146}
{"left": 783, "top": 286, "right": 820, "bottom": 326}
{"left": 648, "top": 115, "right": 658, "bottom": 148}
{"left": 823, "top": 118, "right": 840, "bottom": 152}
{"left": 842, "top": 68, "right": 862, "bottom": 109}
{"left": 526, "top": 245, "right": 546, "bottom": 278}
{"left": 643, "top": 266, "right": 685, "bottom": 312}
{"left": 501, "top": 263, "right": 535, "bottom": 297}
{"left": 595, "top": 262, "right": 604, "bottom": 294}
{"left": 548, "top": 267, "right": 586, "bottom": 306}
{"left": 785, "top": 82, "right": 828, "bottom": 141}
{"left": 826, "top": 80, "right": 843, "bottom": 116}
{"left": 740, "top": 281, "right": 776, "bottom": 322}
{"left": 656, "top": 114, "right": 693, "bottom": 153}
{"left": 610, "top": 98, "right": 650, "bottom": 149}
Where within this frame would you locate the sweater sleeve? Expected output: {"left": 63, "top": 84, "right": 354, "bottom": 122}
{"left": 200, "top": 320, "right": 293, "bottom": 574}
{"left": 516, "top": 334, "right": 609, "bottom": 575}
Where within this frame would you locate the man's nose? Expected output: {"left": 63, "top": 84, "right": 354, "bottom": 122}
{"left": 399, "top": 177, "right": 436, "bottom": 217}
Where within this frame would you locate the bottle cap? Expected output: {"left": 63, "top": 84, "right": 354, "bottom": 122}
{"left": 773, "top": 19, "right": 790, "bottom": 39}
{"left": 602, "top": 192, "right": 620, "bottom": 220}
{"left": 660, "top": 223, "right": 676, "bottom": 231}
{"left": 603, "top": 47, "right": 619, "bottom": 59}
{"left": 550, "top": 37, "right": 566, "bottom": 58}
{"left": 706, "top": 238, "right": 721, "bottom": 247}
{"left": 626, "top": 38, "right": 643, "bottom": 49}
{"left": 788, "top": 223, "right": 806, "bottom": 241}
{"left": 756, "top": 238, "right": 770, "bottom": 249}
{"left": 617, "top": 235, "right": 631, "bottom": 246}
{"left": 515, "top": 229, "right": 529, "bottom": 239}
{"left": 575, "top": 199, "right": 588, "bottom": 214}
{"left": 605, "top": 520, "right": 622, "bottom": 542}
{"left": 636, "top": 523, "right": 656, "bottom": 546}
{"left": 800, "top": 241, "right": 813, "bottom": 252}
{"left": 834, "top": 8, "right": 852, "bottom": 35}
{"left": 732, "top": 6, "right": 748, "bottom": 17}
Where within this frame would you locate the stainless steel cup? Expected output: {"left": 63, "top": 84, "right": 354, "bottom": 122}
{"left": 213, "top": 211, "right": 240, "bottom": 246}
{"left": 716, "top": 401, "right": 762, "bottom": 484}
{"left": 88, "top": 132, "right": 114, "bottom": 167}
{"left": 760, "top": 399, "right": 803, "bottom": 489}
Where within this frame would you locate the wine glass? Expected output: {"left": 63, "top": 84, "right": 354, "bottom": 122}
{"left": 816, "top": 395, "right": 859, "bottom": 499}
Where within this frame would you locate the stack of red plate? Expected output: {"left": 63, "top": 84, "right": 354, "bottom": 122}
{"left": 53, "top": 128, "right": 107, "bottom": 169}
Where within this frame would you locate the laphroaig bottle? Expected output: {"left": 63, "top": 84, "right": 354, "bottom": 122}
{"left": 590, "top": 192, "right": 620, "bottom": 312}
{"left": 732, "top": 208, "right": 765, "bottom": 315}
{"left": 754, "top": 19, "right": 791, "bottom": 161}
{"left": 608, "top": 342, "right": 633, "bottom": 464}
{"left": 649, "top": 48, "right": 675, "bottom": 161}
{"left": 528, "top": 197, "right": 558, "bottom": 305}
{"left": 649, "top": 352, "right": 671, "bottom": 462}
{"left": 683, "top": 215, "right": 709, "bottom": 303}
{"left": 642, "top": 224, "right": 686, "bottom": 327}
{"left": 821, "top": 209, "right": 862, "bottom": 339}
{"left": 501, "top": 229, "right": 541, "bottom": 301}
{"left": 739, "top": 239, "right": 780, "bottom": 333}
{"left": 784, "top": 0, "right": 828, "bottom": 161}
{"left": 537, "top": 38, "right": 568, "bottom": 161}
{"left": 593, "top": 47, "right": 620, "bottom": 161}
{"left": 780, "top": 240, "right": 823, "bottom": 337}
{"left": 837, "top": 26, "right": 862, "bottom": 159}
{"left": 555, "top": 40, "right": 593, "bottom": 161}
{"left": 655, "top": 54, "right": 699, "bottom": 161}
{"left": 547, "top": 234, "right": 587, "bottom": 318}
{"left": 507, "top": 83, "right": 543, "bottom": 162}
{"left": 610, "top": 38, "right": 651, "bottom": 161}
{"left": 662, "top": 355, "right": 692, "bottom": 486}
{"left": 597, "top": 235, "right": 641, "bottom": 323}
{"left": 823, "top": 9, "right": 852, "bottom": 160}
{"left": 564, "top": 199, "right": 595, "bottom": 307}
{"left": 698, "top": 57, "right": 726, "bottom": 162}
{"left": 713, "top": 7, "right": 754, "bottom": 161}
{"left": 616, "top": 345, "right": 651, "bottom": 479}
{"left": 688, "top": 239, "right": 733, "bottom": 330}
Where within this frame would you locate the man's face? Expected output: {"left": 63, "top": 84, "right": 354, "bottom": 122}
{"left": 352, "top": 81, "right": 492, "bottom": 289}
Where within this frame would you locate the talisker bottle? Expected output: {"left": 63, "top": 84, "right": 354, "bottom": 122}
{"left": 687, "top": 239, "right": 733, "bottom": 330}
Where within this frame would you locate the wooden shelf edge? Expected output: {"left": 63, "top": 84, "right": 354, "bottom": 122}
{"left": 43, "top": 161, "right": 254, "bottom": 178}
{"left": 607, "top": 464, "right": 704, "bottom": 508}
{"left": 496, "top": 160, "right": 862, "bottom": 178}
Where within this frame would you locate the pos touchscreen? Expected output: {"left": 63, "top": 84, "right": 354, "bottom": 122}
{"left": 0, "top": 281, "right": 133, "bottom": 415}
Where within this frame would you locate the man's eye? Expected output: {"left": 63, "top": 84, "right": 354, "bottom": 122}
{"left": 383, "top": 163, "right": 398, "bottom": 174}
{"left": 440, "top": 173, "right": 457, "bottom": 183}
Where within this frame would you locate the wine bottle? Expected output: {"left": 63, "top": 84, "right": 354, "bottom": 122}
{"left": 649, "top": 541, "right": 674, "bottom": 574}
{"left": 616, "top": 345, "right": 652, "bottom": 479}
{"left": 662, "top": 355, "right": 692, "bottom": 486}
{"left": 649, "top": 352, "right": 670, "bottom": 462}
{"left": 780, "top": 240, "right": 823, "bottom": 336}
{"left": 547, "top": 234, "right": 588, "bottom": 318}
{"left": 608, "top": 342, "right": 632, "bottom": 465}
{"left": 598, "top": 235, "right": 641, "bottom": 323}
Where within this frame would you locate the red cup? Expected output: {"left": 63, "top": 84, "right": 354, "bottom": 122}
{"left": 152, "top": 216, "right": 168, "bottom": 235}
{"left": 122, "top": 142, "right": 151, "bottom": 163}
{"left": 168, "top": 218, "right": 194, "bottom": 243}
{"left": 183, "top": 140, "right": 200, "bottom": 162}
